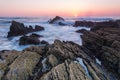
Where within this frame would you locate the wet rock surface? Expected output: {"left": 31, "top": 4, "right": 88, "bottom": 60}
{"left": 19, "top": 35, "right": 40, "bottom": 45}
{"left": 19, "top": 34, "right": 48, "bottom": 45}
{"left": 0, "top": 39, "right": 119, "bottom": 80}
{"left": 81, "top": 25, "right": 120, "bottom": 77}
{"left": 7, "top": 21, "right": 44, "bottom": 37}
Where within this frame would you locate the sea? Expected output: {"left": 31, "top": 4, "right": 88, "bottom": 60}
{"left": 0, "top": 17, "right": 113, "bottom": 51}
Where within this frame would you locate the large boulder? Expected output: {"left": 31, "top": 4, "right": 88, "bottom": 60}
{"left": 7, "top": 21, "right": 44, "bottom": 37}
{"left": 19, "top": 34, "right": 48, "bottom": 45}
{"left": 48, "top": 16, "right": 68, "bottom": 25}
{"left": 19, "top": 35, "right": 40, "bottom": 45}
{"left": 7, "top": 21, "right": 27, "bottom": 37}
{"left": 49, "top": 16, "right": 64, "bottom": 24}
{"left": 34, "top": 25, "right": 44, "bottom": 31}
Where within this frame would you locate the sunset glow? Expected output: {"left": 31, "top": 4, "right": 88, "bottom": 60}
{"left": 0, "top": 0, "right": 120, "bottom": 17}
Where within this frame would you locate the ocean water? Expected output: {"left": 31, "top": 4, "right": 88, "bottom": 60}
{"left": 0, "top": 17, "right": 111, "bottom": 51}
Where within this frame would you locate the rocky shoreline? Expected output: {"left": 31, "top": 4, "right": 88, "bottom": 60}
{"left": 0, "top": 17, "right": 120, "bottom": 80}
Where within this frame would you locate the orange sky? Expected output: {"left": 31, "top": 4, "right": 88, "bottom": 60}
{"left": 0, "top": 0, "right": 120, "bottom": 17}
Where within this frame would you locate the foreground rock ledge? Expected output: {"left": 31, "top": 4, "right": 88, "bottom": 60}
{"left": 81, "top": 27, "right": 120, "bottom": 75}
{"left": 0, "top": 39, "right": 119, "bottom": 80}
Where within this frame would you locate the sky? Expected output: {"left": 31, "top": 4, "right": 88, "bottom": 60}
{"left": 0, "top": 0, "right": 120, "bottom": 17}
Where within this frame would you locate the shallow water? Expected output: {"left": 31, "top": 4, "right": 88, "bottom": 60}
{"left": 0, "top": 17, "right": 112, "bottom": 51}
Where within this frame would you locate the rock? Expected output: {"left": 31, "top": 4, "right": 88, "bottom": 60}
{"left": 7, "top": 21, "right": 44, "bottom": 37}
{"left": 116, "top": 20, "right": 120, "bottom": 27}
{"left": 6, "top": 51, "right": 41, "bottom": 80}
{"left": 49, "top": 16, "right": 64, "bottom": 24}
{"left": 19, "top": 34, "right": 49, "bottom": 45}
{"left": 39, "top": 59, "right": 89, "bottom": 80}
{"left": 76, "top": 29, "right": 88, "bottom": 33}
{"left": 49, "top": 40, "right": 87, "bottom": 59}
{"left": 46, "top": 54, "right": 59, "bottom": 67}
{"left": 0, "top": 39, "right": 119, "bottom": 79}
{"left": 81, "top": 25, "right": 120, "bottom": 75}
{"left": 74, "top": 21, "right": 94, "bottom": 27}
{"left": 23, "top": 46, "right": 48, "bottom": 56}
{"left": 81, "top": 31, "right": 105, "bottom": 54}
{"left": 48, "top": 16, "right": 67, "bottom": 25}
{"left": 7, "top": 21, "right": 27, "bottom": 37}
{"left": 0, "top": 50, "right": 22, "bottom": 79}
{"left": 35, "top": 25, "right": 44, "bottom": 31}
{"left": 91, "top": 20, "right": 119, "bottom": 31}
{"left": 74, "top": 20, "right": 120, "bottom": 29}
{"left": 30, "top": 33, "right": 43, "bottom": 37}
{"left": 19, "top": 35, "right": 40, "bottom": 45}
{"left": 40, "top": 40, "right": 49, "bottom": 45}
{"left": 101, "top": 46, "right": 120, "bottom": 72}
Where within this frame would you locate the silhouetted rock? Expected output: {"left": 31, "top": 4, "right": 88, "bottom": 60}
{"left": 40, "top": 40, "right": 49, "bottom": 45}
{"left": 48, "top": 16, "right": 68, "bottom": 26}
{"left": 74, "top": 20, "right": 120, "bottom": 29}
{"left": 19, "top": 35, "right": 40, "bottom": 45}
{"left": 49, "top": 16, "right": 64, "bottom": 24}
{"left": 76, "top": 29, "right": 88, "bottom": 33}
{"left": 35, "top": 25, "right": 44, "bottom": 31}
{"left": 7, "top": 21, "right": 27, "bottom": 37}
{"left": 74, "top": 21, "right": 94, "bottom": 27}
{"left": 30, "top": 33, "right": 43, "bottom": 37}
{"left": 19, "top": 34, "right": 49, "bottom": 45}
{"left": 7, "top": 21, "right": 44, "bottom": 37}
{"left": 91, "top": 20, "right": 119, "bottom": 31}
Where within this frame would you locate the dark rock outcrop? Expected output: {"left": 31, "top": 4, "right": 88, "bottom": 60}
{"left": 74, "top": 20, "right": 120, "bottom": 29}
{"left": 35, "top": 25, "right": 44, "bottom": 31}
{"left": 19, "top": 35, "right": 40, "bottom": 45}
{"left": 7, "top": 21, "right": 44, "bottom": 37}
{"left": 76, "top": 29, "right": 88, "bottom": 33}
{"left": 74, "top": 21, "right": 94, "bottom": 27}
{"left": 91, "top": 20, "right": 119, "bottom": 31}
{"left": 81, "top": 26, "right": 120, "bottom": 75}
{"left": 48, "top": 16, "right": 67, "bottom": 25}
{"left": 40, "top": 40, "right": 49, "bottom": 45}
{"left": 49, "top": 16, "right": 64, "bottom": 24}
{"left": 30, "top": 33, "right": 43, "bottom": 37}
{"left": 19, "top": 34, "right": 48, "bottom": 45}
